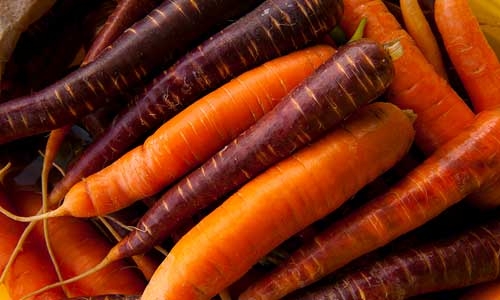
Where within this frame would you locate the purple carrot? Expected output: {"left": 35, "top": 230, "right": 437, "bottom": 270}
{"left": 289, "top": 216, "right": 500, "bottom": 300}
{"left": 0, "top": 0, "right": 264, "bottom": 144}
{"left": 112, "top": 37, "right": 398, "bottom": 258}
{"left": 48, "top": 0, "right": 344, "bottom": 205}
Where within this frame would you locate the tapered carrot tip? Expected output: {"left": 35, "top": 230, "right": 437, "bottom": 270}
{"left": 0, "top": 202, "right": 69, "bottom": 222}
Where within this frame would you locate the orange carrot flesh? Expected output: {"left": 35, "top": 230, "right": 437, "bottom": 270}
{"left": 400, "top": 0, "right": 448, "bottom": 79}
{"left": 240, "top": 107, "right": 500, "bottom": 299}
{"left": 141, "top": 102, "right": 416, "bottom": 300}
{"left": 50, "top": 45, "right": 336, "bottom": 217}
{"left": 340, "top": 0, "right": 475, "bottom": 155}
{"left": 0, "top": 189, "right": 65, "bottom": 300}
{"left": 12, "top": 190, "right": 146, "bottom": 297}
{"left": 435, "top": 0, "right": 500, "bottom": 113}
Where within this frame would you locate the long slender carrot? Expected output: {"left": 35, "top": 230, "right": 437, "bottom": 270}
{"left": 461, "top": 279, "right": 500, "bottom": 300}
{"left": 435, "top": 0, "right": 500, "bottom": 113}
{"left": 400, "top": 0, "right": 448, "bottom": 79}
{"left": 435, "top": 0, "right": 500, "bottom": 209}
{"left": 240, "top": 107, "right": 500, "bottom": 299}
{"left": 12, "top": 190, "right": 146, "bottom": 298}
{"left": 141, "top": 101, "right": 415, "bottom": 300}
{"left": 0, "top": 0, "right": 264, "bottom": 145}
{"left": 50, "top": 44, "right": 336, "bottom": 218}
{"left": 18, "top": 38, "right": 399, "bottom": 298}
{"left": 289, "top": 217, "right": 500, "bottom": 300}
{"left": 0, "top": 189, "right": 65, "bottom": 300}
{"left": 47, "top": 0, "right": 343, "bottom": 206}
{"left": 340, "top": 0, "right": 475, "bottom": 155}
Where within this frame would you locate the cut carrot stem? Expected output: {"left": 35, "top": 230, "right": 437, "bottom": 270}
{"left": 240, "top": 107, "right": 500, "bottom": 299}
{"left": 340, "top": 0, "right": 475, "bottom": 155}
{"left": 142, "top": 102, "right": 415, "bottom": 300}
{"left": 401, "top": 0, "right": 448, "bottom": 79}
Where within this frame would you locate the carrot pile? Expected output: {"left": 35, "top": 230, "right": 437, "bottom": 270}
{"left": 0, "top": 0, "right": 499, "bottom": 299}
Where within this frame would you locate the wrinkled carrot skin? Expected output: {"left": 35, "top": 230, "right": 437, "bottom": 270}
{"left": 435, "top": 0, "right": 500, "bottom": 113}
{"left": 0, "top": 0, "right": 264, "bottom": 145}
{"left": 435, "top": 0, "right": 500, "bottom": 209}
{"left": 240, "top": 108, "right": 500, "bottom": 299}
{"left": 400, "top": 0, "right": 448, "bottom": 79}
{"left": 340, "top": 0, "right": 475, "bottom": 155}
{"left": 13, "top": 191, "right": 146, "bottom": 297}
{"left": 113, "top": 38, "right": 394, "bottom": 260}
{"left": 461, "top": 279, "right": 500, "bottom": 300}
{"left": 59, "top": 45, "right": 336, "bottom": 217}
{"left": 0, "top": 189, "right": 65, "bottom": 300}
{"left": 142, "top": 102, "right": 416, "bottom": 300}
{"left": 290, "top": 218, "right": 500, "bottom": 300}
{"left": 49, "top": 0, "right": 343, "bottom": 207}
{"left": 83, "top": 0, "right": 163, "bottom": 64}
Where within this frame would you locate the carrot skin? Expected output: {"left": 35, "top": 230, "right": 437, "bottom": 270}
{"left": 340, "top": 0, "right": 475, "bottom": 155}
{"left": 48, "top": 0, "right": 343, "bottom": 206}
{"left": 461, "top": 278, "right": 500, "bottom": 300}
{"left": 0, "top": 0, "right": 264, "bottom": 145}
{"left": 240, "top": 107, "right": 500, "bottom": 299}
{"left": 141, "top": 102, "right": 416, "bottom": 300}
{"left": 113, "top": 38, "right": 395, "bottom": 259}
{"left": 289, "top": 218, "right": 500, "bottom": 300}
{"left": 59, "top": 45, "right": 336, "bottom": 217}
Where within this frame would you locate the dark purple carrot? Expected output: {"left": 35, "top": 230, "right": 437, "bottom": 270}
{"left": 0, "top": 0, "right": 264, "bottom": 145}
{"left": 48, "top": 0, "right": 344, "bottom": 205}
{"left": 289, "top": 216, "right": 500, "bottom": 300}
{"left": 114, "top": 38, "right": 398, "bottom": 258}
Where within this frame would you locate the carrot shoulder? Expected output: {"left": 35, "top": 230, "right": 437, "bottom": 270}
{"left": 240, "top": 107, "right": 500, "bottom": 299}
{"left": 435, "top": 0, "right": 500, "bottom": 113}
{"left": 340, "top": 0, "right": 475, "bottom": 155}
{"left": 56, "top": 45, "right": 336, "bottom": 217}
{"left": 142, "top": 102, "right": 416, "bottom": 300}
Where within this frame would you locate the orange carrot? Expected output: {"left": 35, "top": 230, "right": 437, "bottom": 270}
{"left": 435, "top": 0, "right": 500, "bottom": 209}
{"left": 400, "top": 0, "right": 448, "bottom": 79}
{"left": 435, "top": 0, "right": 500, "bottom": 113}
{"left": 12, "top": 190, "right": 146, "bottom": 298}
{"left": 0, "top": 189, "right": 65, "bottom": 300}
{"left": 141, "top": 102, "right": 416, "bottom": 300}
{"left": 340, "top": 0, "right": 475, "bottom": 155}
{"left": 461, "top": 279, "right": 500, "bottom": 300}
{"left": 240, "top": 107, "right": 500, "bottom": 299}
{"left": 46, "top": 45, "right": 336, "bottom": 217}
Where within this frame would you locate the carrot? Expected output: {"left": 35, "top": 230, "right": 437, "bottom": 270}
{"left": 0, "top": 189, "right": 65, "bottom": 300}
{"left": 461, "top": 279, "right": 500, "bottom": 300}
{"left": 50, "top": 44, "right": 336, "bottom": 218}
{"left": 141, "top": 101, "right": 416, "bottom": 300}
{"left": 339, "top": 0, "right": 475, "bottom": 155}
{"left": 435, "top": 0, "right": 500, "bottom": 209}
{"left": 0, "top": 0, "right": 264, "bottom": 145}
{"left": 400, "top": 0, "right": 448, "bottom": 79}
{"left": 435, "top": 0, "right": 500, "bottom": 113}
{"left": 65, "top": 296, "right": 140, "bottom": 300}
{"left": 288, "top": 216, "right": 500, "bottom": 300}
{"left": 240, "top": 107, "right": 500, "bottom": 299}
{"left": 47, "top": 0, "right": 343, "bottom": 206}
{"left": 12, "top": 190, "right": 146, "bottom": 298}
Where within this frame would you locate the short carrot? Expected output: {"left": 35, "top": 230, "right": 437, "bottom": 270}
{"left": 435, "top": 0, "right": 500, "bottom": 113}
{"left": 12, "top": 190, "right": 146, "bottom": 298}
{"left": 400, "top": 0, "right": 448, "bottom": 79}
{"left": 340, "top": 0, "right": 475, "bottom": 155}
{"left": 53, "top": 45, "right": 336, "bottom": 217}
{"left": 240, "top": 107, "right": 500, "bottom": 299}
{"left": 47, "top": 0, "right": 343, "bottom": 207}
{"left": 0, "top": 0, "right": 264, "bottom": 144}
{"left": 288, "top": 217, "right": 500, "bottom": 300}
{"left": 0, "top": 189, "right": 65, "bottom": 300}
{"left": 141, "top": 101, "right": 416, "bottom": 300}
